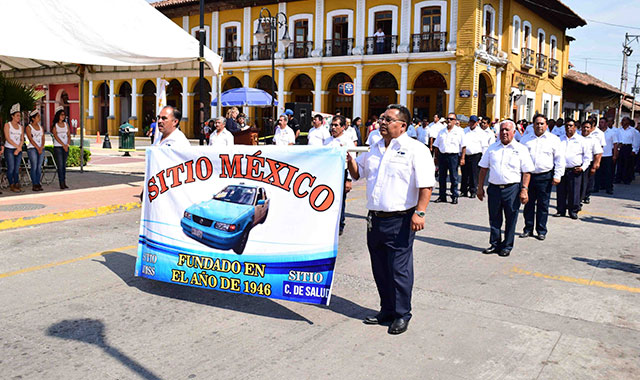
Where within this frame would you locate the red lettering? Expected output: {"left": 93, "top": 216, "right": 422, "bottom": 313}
{"left": 156, "top": 169, "right": 169, "bottom": 194}
{"left": 292, "top": 173, "right": 315, "bottom": 198}
{"left": 245, "top": 151, "right": 265, "bottom": 181}
{"left": 263, "top": 158, "right": 287, "bottom": 189}
{"left": 196, "top": 157, "right": 213, "bottom": 180}
{"left": 219, "top": 154, "right": 244, "bottom": 178}
{"left": 309, "top": 185, "right": 334, "bottom": 212}
{"left": 280, "top": 165, "right": 299, "bottom": 191}
{"left": 147, "top": 177, "right": 159, "bottom": 202}
{"left": 184, "top": 160, "right": 195, "bottom": 183}
{"left": 165, "top": 164, "right": 185, "bottom": 188}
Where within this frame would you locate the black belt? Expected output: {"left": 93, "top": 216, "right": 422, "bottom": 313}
{"left": 369, "top": 207, "right": 415, "bottom": 218}
{"left": 489, "top": 183, "right": 519, "bottom": 189}
{"left": 532, "top": 170, "right": 552, "bottom": 176}
{"left": 442, "top": 152, "right": 458, "bottom": 156}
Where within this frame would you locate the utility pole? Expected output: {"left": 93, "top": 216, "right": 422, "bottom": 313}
{"left": 632, "top": 63, "right": 640, "bottom": 121}
{"left": 617, "top": 33, "right": 640, "bottom": 125}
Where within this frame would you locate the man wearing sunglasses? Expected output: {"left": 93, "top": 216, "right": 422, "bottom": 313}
{"left": 347, "top": 104, "right": 435, "bottom": 335}
{"left": 433, "top": 113, "right": 466, "bottom": 204}
{"left": 153, "top": 106, "right": 190, "bottom": 148}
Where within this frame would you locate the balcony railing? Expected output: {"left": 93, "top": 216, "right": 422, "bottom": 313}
{"left": 324, "top": 38, "right": 353, "bottom": 57}
{"left": 286, "top": 41, "right": 313, "bottom": 59}
{"left": 548, "top": 58, "right": 559, "bottom": 77}
{"left": 481, "top": 35, "right": 498, "bottom": 56}
{"left": 251, "top": 44, "right": 272, "bottom": 60}
{"left": 521, "top": 48, "right": 534, "bottom": 69}
{"left": 218, "top": 47, "right": 240, "bottom": 62}
{"left": 411, "top": 32, "right": 447, "bottom": 53}
{"left": 365, "top": 35, "right": 398, "bottom": 55}
{"left": 536, "top": 53, "right": 548, "bottom": 73}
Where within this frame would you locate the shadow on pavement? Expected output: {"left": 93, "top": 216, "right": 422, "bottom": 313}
{"left": 345, "top": 212, "right": 367, "bottom": 221}
{"left": 321, "top": 294, "right": 377, "bottom": 320}
{"left": 96, "top": 250, "right": 313, "bottom": 324}
{"left": 573, "top": 257, "right": 640, "bottom": 275}
{"left": 445, "top": 221, "right": 490, "bottom": 232}
{"left": 47, "top": 318, "right": 162, "bottom": 380}
{"left": 579, "top": 215, "right": 640, "bottom": 229}
{"left": 415, "top": 235, "right": 484, "bottom": 252}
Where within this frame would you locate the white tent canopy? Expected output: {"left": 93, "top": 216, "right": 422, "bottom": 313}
{"left": 0, "top": 0, "right": 221, "bottom": 74}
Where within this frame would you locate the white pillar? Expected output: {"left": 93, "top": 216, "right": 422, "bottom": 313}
{"left": 313, "top": 0, "right": 324, "bottom": 56}
{"left": 88, "top": 80, "right": 94, "bottom": 118}
{"left": 182, "top": 16, "right": 189, "bottom": 32}
{"left": 399, "top": 63, "right": 409, "bottom": 106}
{"left": 448, "top": 61, "right": 457, "bottom": 113}
{"left": 108, "top": 79, "right": 115, "bottom": 117}
{"left": 211, "top": 11, "right": 219, "bottom": 53}
{"left": 181, "top": 76, "right": 189, "bottom": 120}
{"left": 495, "top": 68, "right": 503, "bottom": 119}
{"left": 156, "top": 77, "right": 162, "bottom": 115}
{"left": 211, "top": 75, "right": 218, "bottom": 118}
{"left": 354, "top": 64, "right": 363, "bottom": 118}
{"left": 243, "top": 7, "right": 251, "bottom": 57}
{"left": 449, "top": 0, "right": 458, "bottom": 49}
{"left": 314, "top": 65, "right": 322, "bottom": 112}
{"left": 354, "top": 0, "right": 366, "bottom": 55}
{"left": 497, "top": 0, "right": 503, "bottom": 49}
{"left": 243, "top": 69, "right": 251, "bottom": 115}
{"left": 398, "top": 0, "right": 411, "bottom": 53}
{"left": 277, "top": 67, "right": 285, "bottom": 116}
{"left": 277, "top": 2, "right": 287, "bottom": 56}
{"left": 131, "top": 78, "right": 137, "bottom": 120}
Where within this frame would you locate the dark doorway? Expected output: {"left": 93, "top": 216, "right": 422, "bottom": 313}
{"left": 368, "top": 72, "right": 398, "bottom": 119}
{"left": 413, "top": 70, "right": 447, "bottom": 120}
{"left": 98, "top": 82, "right": 109, "bottom": 135}
{"left": 118, "top": 82, "right": 132, "bottom": 124}
{"left": 141, "top": 80, "right": 156, "bottom": 129}
{"left": 327, "top": 73, "right": 353, "bottom": 118}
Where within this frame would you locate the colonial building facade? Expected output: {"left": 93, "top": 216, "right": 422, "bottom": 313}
{"left": 81, "top": 0, "right": 584, "bottom": 137}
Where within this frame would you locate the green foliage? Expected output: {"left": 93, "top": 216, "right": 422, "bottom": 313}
{"left": 0, "top": 74, "right": 45, "bottom": 123}
{"left": 44, "top": 145, "right": 91, "bottom": 167}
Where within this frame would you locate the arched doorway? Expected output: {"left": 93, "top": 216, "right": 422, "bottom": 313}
{"left": 98, "top": 82, "right": 109, "bottom": 135}
{"left": 327, "top": 73, "right": 353, "bottom": 118}
{"left": 367, "top": 71, "right": 398, "bottom": 119}
{"left": 256, "top": 75, "right": 277, "bottom": 135}
{"left": 54, "top": 89, "right": 71, "bottom": 120}
{"left": 166, "top": 79, "right": 182, "bottom": 110}
{"left": 192, "top": 78, "right": 212, "bottom": 141}
{"left": 478, "top": 73, "right": 492, "bottom": 119}
{"left": 222, "top": 76, "right": 242, "bottom": 91}
{"left": 413, "top": 70, "right": 447, "bottom": 120}
{"left": 290, "top": 74, "right": 313, "bottom": 103}
{"left": 118, "top": 82, "right": 132, "bottom": 124}
{"left": 141, "top": 80, "right": 156, "bottom": 128}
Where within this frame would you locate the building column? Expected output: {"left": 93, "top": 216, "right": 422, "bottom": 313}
{"left": 88, "top": 80, "right": 94, "bottom": 118}
{"left": 449, "top": 0, "right": 458, "bottom": 50}
{"left": 211, "top": 11, "right": 219, "bottom": 53}
{"left": 277, "top": 2, "right": 287, "bottom": 57}
{"left": 108, "top": 80, "right": 115, "bottom": 117}
{"left": 211, "top": 75, "right": 218, "bottom": 118}
{"left": 181, "top": 76, "right": 189, "bottom": 120}
{"left": 354, "top": 64, "right": 363, "bottom": 118}
{"left": 312, "top": 0, "right": 324, "bottom": 57}
{"left": 242, "top": 7, "right": 251, "bottom": 60}
{"left": 495, "top": 68, "right": 503, "bottom": 119}
{"left": 314, "top": 65, "right": 322, "bottom": 112}
{"left": 182, "top": 16, "right": 189, "bottom": 32}
{"left": 399, "top": 62, "right": 409, "bottom": 106}
{"left": 353, "top": 0, "right": 366, "bottom": 55}
{"left": 130, "top": 78, "right": 137, "bottom": 121}
{"left": 448, "top": 61, "right": 457, "bottom": 113}
{"left": 277, "top": 67, "right": 285, "bottom": 116}
{"left": 398, "top": 0, "right": 411, "bottom": 53}
{"left": 243, "top": 68, "right": 251, "bottom": 115}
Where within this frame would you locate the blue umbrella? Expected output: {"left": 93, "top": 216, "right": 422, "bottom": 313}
{"left": 211, "top": 87, "right": 278, "bottom": 107}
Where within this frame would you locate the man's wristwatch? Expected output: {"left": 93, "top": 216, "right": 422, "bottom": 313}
{"left": 414, "top": 210, "right": 426, "bottom": 218}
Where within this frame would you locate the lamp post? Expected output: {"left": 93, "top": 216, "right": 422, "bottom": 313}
{"left": 254, "top": 8, "right": 291, "bottom": 136}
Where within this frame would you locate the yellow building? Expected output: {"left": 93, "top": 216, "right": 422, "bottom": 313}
{"left": 82, "top": 0, "right": 585, "bottom": 138}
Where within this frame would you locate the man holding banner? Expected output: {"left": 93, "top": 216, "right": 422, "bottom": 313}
{"left": 153, "top": 106, "right": 190, "bottom": 148}
{"left": 347, "top": 104, "right": 435, "bottom": 335}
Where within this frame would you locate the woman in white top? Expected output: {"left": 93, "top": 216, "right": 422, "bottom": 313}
{"left": 52, "top": 107, "right": 71, "bottom": 189}
{"left": 26, "top": 110, "right": 46, "bottom": 191}
{"left": 3, "top": 103, "right": 25, "bottom": 193}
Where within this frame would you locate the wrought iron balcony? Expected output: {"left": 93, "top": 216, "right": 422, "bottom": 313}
{"left": 481, "top": 35, "right": 498, "bottom": 56}
{"left": 218, "top": 47, "right": 240, "bottom": 62}
{"left": 548, "top": 58, "right": 559, "bottom": 77}
{"left": 365, "top": 35, "right": 398, "bottom": 55}
{"left": 251, "top": 44, "right": 272, "bottom": 61}
{"left": 286, "top": 41, "right": 313, "bottom": 59}
{"left": 536, "top": 53, "right": 548, "bottom": 73}
{"left": 521, "top": 48, "right": 534, "bottom": 69}
{"left": 324, "top": 38, "right": 353, "bottom": 57}
{"left": 410, "top": 32, "right": 447, "bottom": 53}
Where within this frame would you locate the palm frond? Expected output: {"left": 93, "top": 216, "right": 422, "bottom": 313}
{"left": 0, "top": 74, "right": 45, "bottom": 123}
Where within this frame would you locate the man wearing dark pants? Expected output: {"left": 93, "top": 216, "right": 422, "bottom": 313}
{"left": 477, "top": 120, "right": 534, "bottom": 257}
{"left": 520, "top": 115, "right": 564, "bottom": 241}
{"left": 595, "top": 118, "right": 619, "bottom": 194}
{"left": 580, "top": 120, "right": 603, "bottom": 204}
{"left": 615, "top": 117, "right": 640, "bottom": 185}
{"left": 347, "top": 104, "right": 435, "bottom": 335}
{"left": 461, "top": 115, "right": 491, "bottom": 198}
{"left": 433, "top": 113, "right": 466, "bottom": 204}
{"left": 556, "top": 119, "right": 591, "bottom": 220}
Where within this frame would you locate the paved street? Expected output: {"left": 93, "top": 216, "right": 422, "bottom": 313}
{"left": 1, "top": 146, "right": 639, "bottom": 379}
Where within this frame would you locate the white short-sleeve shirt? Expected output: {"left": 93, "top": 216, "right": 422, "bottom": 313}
{"left": 208, "top": 128, "right": 235, "bottom": 146}
{"left": 434, "top": 126, "right": 465, "bottom": 154}
{"left": 520, "top": 131, "right": 565, "bottom": 180}
{"left": 356, "top": 133, "right": 436, "bottom": 212}
{"left": 478, "top": 139, "right": 535, "bottom": 185}
{"left": 307, "top": 126, "right": 331, "bottom": 146}
{"left": 601, "top": 127, "right": 620, "bottom": 157}
{"left": 560, "top": 133, "right": 591, "bottom": 171}
{"left": 273, "top": 126, "right": 295, "bottom": 145}
{"left": 153, "top": 128, "right": 191, "bottom": 149}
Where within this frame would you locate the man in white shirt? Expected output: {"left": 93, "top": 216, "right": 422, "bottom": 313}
{"left": 272, "top": 115, "right": 295, "bottom": 146}
{"left": 153, "top": 106, "right": 190, "bottom": 149}
{"left": 324, "top": 115, "right": 355, "bottom": 236}
{"left": 427, "top": 114, "right": 445, "bottom": 151}
{"left": 615, "top": 117, "right": 640, "bottom": 184}
{"left": 477, "top": 120, "right": 534, "bottom": 257}
{"left": 433, "top": 113, "right": 466, "bottom": 204}
{"left": 461, "top": 115, "right": 489, "bottom": 198}
{"left": 595, "top": 118, "right": 619, "bottom": 194}
{"left": 551, "top": 118, "right": 565, "bottom": 137}
{"left": 307, "top": 114, "right": 331, "bottom": 146}
{"left": 519, "top": 115, "right": 564, "bottom": 241}
{"left": 556, "top": 119, "right": 591, "bottom": 220}
{"left": 347, "top": 104, "right": 435, "bottom": 335}
{"left": 373, "top": 27, "right": 385, "bottom": 54}
{"left": 208, "top": 116, "right": 235, "bottom": 147}
{"left": 580, "top": 120, "right": 604, "bottom": 205}
{"left": 416, "top": 118, "right": 429, "bottom": 145}
{"left": 479, "top": 117, "right": 497, "bottom": 147}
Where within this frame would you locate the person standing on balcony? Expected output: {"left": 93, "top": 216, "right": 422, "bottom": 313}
{"left": 374, "top": 27, "right": 385, "bottom": 54}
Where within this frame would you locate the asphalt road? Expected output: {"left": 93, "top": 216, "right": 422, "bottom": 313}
{"left": 1, "top": 180, "right": 639, "bottom": 379}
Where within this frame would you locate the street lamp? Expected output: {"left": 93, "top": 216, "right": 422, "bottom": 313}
{"left": 254, "top": 8, "right": 290, "bottom": 137}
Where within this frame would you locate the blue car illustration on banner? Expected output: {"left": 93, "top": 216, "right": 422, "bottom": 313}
{"left": 181, "top": 184, "right": 269, "bottom": 254}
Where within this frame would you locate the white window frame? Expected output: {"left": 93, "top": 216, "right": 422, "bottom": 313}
{"left": 413, "top": 1, "right": 447, "bottom": 35}
{"left": 367, "top": 5, "right": 398, "bottom": 37}
{"left": 522, "top": 21, "right": 532, "bottom": 49}
{"left": 549, "top": 35, "right": 557, "bottom": 59}
{"left": 289, "top": 13, "right": 314, "bottom": 43}
{"left": 483, "top": 4, "right": 496, "bottom": 37}
{"left": 220, "top": 21, "right": 241, "bottom": 48}
{"left": 326, "top": 9, "right": 354, "bottom": 41}
{"left": 552, "top": 95, "right": 562, "bottom": 119}
{"left": 191, "top": 26, "right": 210, "bottom": 49}
{"left": 512, "top": 15, "right": 521, "bottom": 53}
{"left": 537, "top": 28, "right": 546, "bottom": 55}
{"left": 542, "top": 93, "right": 552, "bottom": 118}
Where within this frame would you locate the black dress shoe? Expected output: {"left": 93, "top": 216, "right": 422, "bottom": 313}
{"left": 519, "top": 231, "right": 533, "bottom": 238}
{"left": 451, "top": 197, "right": 458, "bottom": 204}
{"left": 570, "top": 213, "right": 579, "bottom": 220}
{"left": 469, "top": 192, "right": 476, "bottom": 198}
{"left": 498, "top": 249, "right": 511, "bottom": 257}
{"left": 460, "top": 192, "right": 468, "bottom": 198}
{"left": 363, "top": 314, "right": 393, "bottom": 325}
{"left": 434, "top": 197, "right": 447, "bottom": 203}
{"left": 482, "top": 246, "right": 499, "bottom": 254}
{"left": 583, "top": 197, "right": 590, "bottom": 204}
{"left": 536, "top": 234, "right": 546, "bottom": 241}
{"left": 388, "top": 318, "right": 409, "bottom": 335}
{"left": 606, "top": 190, "right": 614, "bottom": 195}
{"left": 553, "top": 212, "right": 565, "bottom": 217}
